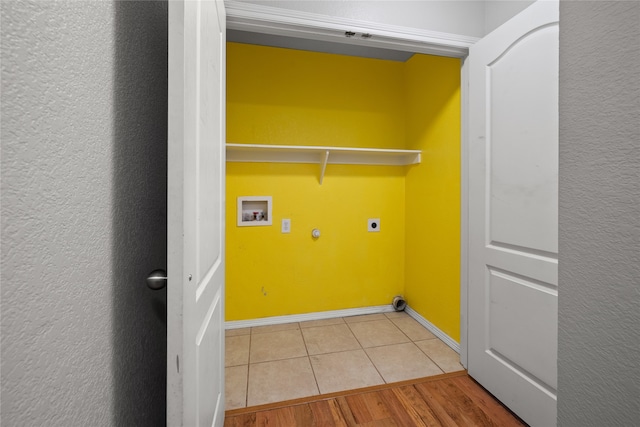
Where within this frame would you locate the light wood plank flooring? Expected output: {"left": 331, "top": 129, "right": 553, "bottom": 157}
{"left": 224, "top": 371, "right": 527, "bottom": 426}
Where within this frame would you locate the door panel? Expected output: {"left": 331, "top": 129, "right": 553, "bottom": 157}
{"left": 488, "top": 24, "right": 559, "bottom": 254}
{"left": 487, "top": 267, "right": 558, "bottom": 388}
{"left": 468, "top": 1, "right": 559, "bottom": 426}
{"left": 168, "top": 0, "right": 226, "bottom": 426}
{"left": 197, "top": 0, "right": 223, "bottom": 283}
{"left": 196, "top": 291, "right": 223, "bottom": 427}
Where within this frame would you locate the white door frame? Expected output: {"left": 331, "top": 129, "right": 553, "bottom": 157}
{"left": 224, "top": 0, "right": 475, "bottom": 366}
{"left": 225, "top": 0, "right": 478, "bottom": 58}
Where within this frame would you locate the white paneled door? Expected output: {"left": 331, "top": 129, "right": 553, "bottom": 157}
{"left": 467, "top": 1, "right": 559, "bottom": 426}
{"left": 167, "top": 0, "right": 226, "bottom": 426}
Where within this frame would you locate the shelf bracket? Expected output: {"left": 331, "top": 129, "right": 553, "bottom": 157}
{"left": 319, "top": 150, "right": 330, "bottom": 184}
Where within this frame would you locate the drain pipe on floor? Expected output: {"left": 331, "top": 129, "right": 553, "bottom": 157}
{"left": 392, "top": 295, "right": 407, "bottom": 311}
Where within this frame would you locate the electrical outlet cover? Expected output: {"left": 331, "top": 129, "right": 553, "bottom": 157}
{"left": 368, "top": 218, "right": 380, "bottom": 232}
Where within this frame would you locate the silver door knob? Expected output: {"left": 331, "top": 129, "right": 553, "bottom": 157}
{"left": 146, "top": 269, "right": 167, "bottom": 290}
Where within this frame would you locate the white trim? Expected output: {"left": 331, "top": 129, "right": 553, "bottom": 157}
{"left": 404, "top": 306, "right": 460, "bottom": 354}
{"left": 225, "top": 305, "right": 395, "bottom": 329}
{"left": 459, "top": 57, "right": 470, "bottom": 369}
{"left": 225, "top": 0, "right": 478, "bottom": 58}
{"left": 225, "top": 304, "right": 460, "bottom": 355}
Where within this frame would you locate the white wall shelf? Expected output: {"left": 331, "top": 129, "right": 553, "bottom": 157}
{"left": 226, "top": 143, "right": 421, "bottom": 184}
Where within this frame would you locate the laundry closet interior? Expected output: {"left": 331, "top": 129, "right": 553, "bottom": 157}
{"left": 224, "top": 31, "right": 462, "bottom": 345}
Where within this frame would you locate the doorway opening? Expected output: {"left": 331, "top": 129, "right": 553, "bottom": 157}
{"left": 224, "top": 15, "right": 466, "bottom": 410}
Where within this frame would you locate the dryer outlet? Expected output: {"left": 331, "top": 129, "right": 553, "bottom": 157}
{"left": 368, "top": 218, "right": 380, "bottom": 232}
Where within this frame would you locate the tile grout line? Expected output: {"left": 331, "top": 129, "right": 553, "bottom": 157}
{"left": 414, "top": 343, "right": 448, "bottom": 374}
{"left": 346, "top": 317, "right": 389, "bottom": 389}
{"left": 228, "top": 314, "right": 458, "bottom": 409}
{"left": 296, "top": 323, "right": 322, "bottom": 398}
{"left": 346, "top": 316, "right": 383, "bottom": 390}
{"left": 386, "top": 313, "right": 447, "bottom": 374}
{"left": 344, "top": 317, "right": 366, "bottom": 352}
{"left": 300, "top": 328, "right": 322, "bottom": 395}
{"left": 387, "top": 314, "right": 415, "bottom": 344}
{"left": 412, "top": 340, "right": 446, "bottom": 376}
{"left": 245, "top": 330, "right": 252, "bottom": 408}
{"left": 392, "top": 315, "right": 447, "bottom": 376}
{"left": 298, "top": 324, "right": 322, "bottom": 396}
{"left": 344, "top": 316, "right": 389, "bottom": 387}
{"left": 361, "top": 343, "right": 388, "bottom": 385}
{"left": 364, "top": 314, "right": 420, "bottom": 384}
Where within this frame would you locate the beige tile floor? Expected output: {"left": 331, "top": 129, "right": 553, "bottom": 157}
{"left": 225, "top": 312, "right": 464, "bottom": 409}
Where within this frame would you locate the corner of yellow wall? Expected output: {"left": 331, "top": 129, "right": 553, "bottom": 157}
{"left": 403, "top": 54, "right": 461, "bottom": 342}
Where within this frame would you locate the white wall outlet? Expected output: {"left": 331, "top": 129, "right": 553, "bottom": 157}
{"left": 368, "top": 218, "right": 380, "bottom": 232}
{"left": 281, "top": 218, "right": 291, "bottom": 233}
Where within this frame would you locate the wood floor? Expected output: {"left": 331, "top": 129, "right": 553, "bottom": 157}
{"left": 224, "top": 371, "right": 527, "bottom": 426}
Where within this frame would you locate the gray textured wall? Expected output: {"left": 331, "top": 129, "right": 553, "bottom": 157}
{"left": 1, "top": 1, "right": 168, "bottom": 425}
{"left": 558, "top": 1, "right": 640, "bottom": 425}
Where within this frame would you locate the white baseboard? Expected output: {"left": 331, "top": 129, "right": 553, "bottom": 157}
{"left": 225, "top": 305, "right": 395, "bottom": 329}
{"left": 404, "top": 306, "right": 460, "bottom": 354}
{"left": 225, "top": 304, "right": 460, "bottom": 354}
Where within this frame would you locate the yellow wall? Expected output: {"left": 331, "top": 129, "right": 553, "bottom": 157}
{"left": 227, "top": 43, "right": 405, "bottom": 149}
{"left": 226, "top": 43, "right": 406, "bottom": 320}
{"left": 226, "top": 42, "right": 461, "bottom": 341}
{"left": 404, "top": 55, "right": 461, "bottom": 341}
